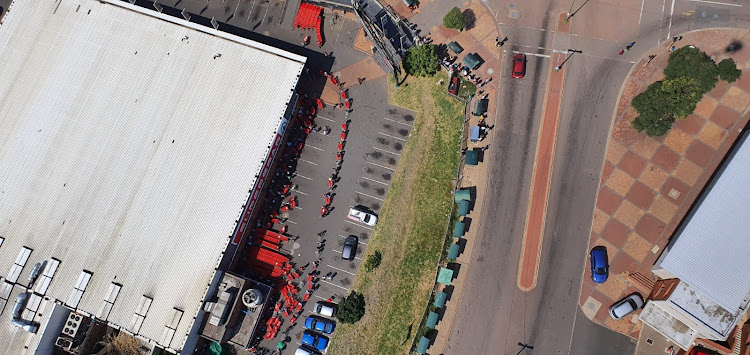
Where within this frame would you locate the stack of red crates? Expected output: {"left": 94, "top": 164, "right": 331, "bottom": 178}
{"left": 293, "top": 3, "right": 324, "bottom": 46}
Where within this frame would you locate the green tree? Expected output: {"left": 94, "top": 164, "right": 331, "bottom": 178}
{"left": 364, "top": 251, "right": 382, "bottom": 272}
{"left": 403, "top": 44, "right": 439, "bottom": 77}
{"left": 632, "top": 111, "right": 675, "bottom": 137}
{"left": 663, "top": 46, "right": 718, "bottom": 93}
{"left": 336, "top": 291, "right": 366, "bottom": 324}
{"left": 661, "top": 76, "right": 702, "bottom": 118}
{"left": 631, "top": 81, "right": 667, "bottom": 120}
{"left": 442, "top": 7, "right": 465, "bottom": 30}
{"left": 718, "top": 58, "right": 742, "bottom": 83}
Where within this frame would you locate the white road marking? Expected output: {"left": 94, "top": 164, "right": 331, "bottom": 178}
{"left": 639, "top": 0, "right": 646, "bottom": 24}
{"left": 667, "top": 0, "right": 675, "bottom": 40}
{"left": 286, "top": 220, "right": 297, "bottom": 224}
{"left": 378, "top": 132, "right": 408, "bottom": 142}
{"left": 366, "top": 160, "right": 395, "bottom": 171}
{"left": 344, "top": 220, "right": 373, "bottom": 230}
{"left": 686, "top": 0, "right": 741, "bottom": 5}
{"left": 338, "top": 235, "right": 369, "bottom": 245}
{"left": 293, "top": 190, "right": 308, "bottom": 196}
{"left": 356, "top": 191, "right": 385, "bottom": 201}
{"left": 326, "top": 264, "right": 357, "bottom": 276}
{"left": 296, "top": 174, "right": 314, "bottom": 180}
{"left": 331, "top": 249, "right": 363, "bottom": 261}
{"left": 319, "top": 279, "right": 350, "bottom": 291}
{"left": 361, "top": 176, "right": 389, "bottom": 186}
{"left": 511, "top": 50, "right": 551, "bottom": 58}
{"left": 372, "top": 146, "right": 401, "bottom": 156}
{"left": 316, "top": 115, "right": 335, "bottom": 122}
{"left": 313, "top": 295, "right": 328, "bottom": 300}
{"left": 306, "top": 144, "right": 325, "bottom": 151}
{"left": 382, "top": 116, "right": 413, "bottom": 127}
{"left": 300, "top": 159, "right": 319, "bottom": 166}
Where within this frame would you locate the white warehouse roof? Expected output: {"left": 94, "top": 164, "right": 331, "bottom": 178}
{"left": 661, "top": 132, "right": 750, "bottom": 314}
{"left": 0, "top": 0, "right": 304, "bottom": 352}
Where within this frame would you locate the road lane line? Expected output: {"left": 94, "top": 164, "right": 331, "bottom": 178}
{"left": 355, "top": 191, "right": 385, "bottom": 201}
{"left": 639, "top": 0, "right": 645, "bottom": 24}
{"left": 326, "top": 264, "right": 357, "bottom": 276}
{"left": 378, "top": 132, "right": 408, "bottom": 141}
{"left": 366, "top": 161, "right": 395, "bottom": 171}
{"left": 685, "top": 0, "right": 741, "bottom": 5}
{"left": 382, "top": 116, "right": 413, "bottom": 127}
{"left": 300, "top": 159, "right": 319, "bottom": 166}
{"left": 667, "top": 0, "right": 675, "bottom": 40}
{"left": 344, "top": 220, "right": 373, "bottom": 230}
{"left": 361, "top": 176, "right": 389, "bottom": 185}
{"left": 372, "top": 146, "right": 401, "bottom": 156}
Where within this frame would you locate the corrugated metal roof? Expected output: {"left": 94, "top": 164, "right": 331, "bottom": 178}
{"left": 0, "top": 0, "right": 304, "bottom": 352}
{"left": 661, "top": 133, "right": 750, "bottom": 313}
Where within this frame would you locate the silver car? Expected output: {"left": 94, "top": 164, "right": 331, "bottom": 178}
{"left": 609, "top": 294, "right": 644, "bottom": 320}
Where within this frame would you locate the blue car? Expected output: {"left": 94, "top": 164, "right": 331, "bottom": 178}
{"left": 304, "top": 316, "right": 335, "bottom": 334}
{"left": 301, "top": 330, "right": 329, "bottom": 351}
{"left": 589, "top": 246, "right": 609, "bottom": 283}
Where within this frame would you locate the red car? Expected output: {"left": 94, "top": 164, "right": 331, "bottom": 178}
{"left": 512, "top": 53, "right": 526, "bottom": 78}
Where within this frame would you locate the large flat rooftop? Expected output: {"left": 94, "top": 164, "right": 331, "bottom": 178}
{"left": 0, "top": 0, "right": 304, "bottom": 352}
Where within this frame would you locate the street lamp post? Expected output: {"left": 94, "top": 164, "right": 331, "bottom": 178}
{"left": 564, "top": 0, "right": 591, "bottom": 23}
{"left": 555, "top": 49, "right": 583, "bottom": 72}
{"left": 516, "top": 342, "right": 534, "bottom": 355}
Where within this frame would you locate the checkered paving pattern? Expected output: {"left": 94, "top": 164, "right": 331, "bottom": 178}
{"left": 580, "top": 28, "right": 750, "bottom": 339}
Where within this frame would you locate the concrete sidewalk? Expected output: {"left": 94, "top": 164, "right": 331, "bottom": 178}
{"left": 579, "top": 27, "right": 750, "bottom": 339}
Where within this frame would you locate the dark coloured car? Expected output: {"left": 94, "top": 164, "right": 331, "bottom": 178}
{"left": 512, "top": 53, "right": 526, "bottom": 78}
{"left": 342, "top": 235, "right": 358, "bottom": 261}
{"left": 589, "top": 246, "right": 609, "bottom": 283}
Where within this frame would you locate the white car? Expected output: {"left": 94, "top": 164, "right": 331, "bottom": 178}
{"left": 347, "top": 207, "right": 377, "bottom": 226}
{"left": 609, "top": 294, "right": 644, "bottom": 320}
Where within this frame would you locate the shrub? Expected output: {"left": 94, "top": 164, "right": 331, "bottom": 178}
{"left": 336, "top": 291, "right": 366, "bottom": 324}
{"left": 403, "top": 44, "right": 440, "bottom": 77}
{"left": 718, "top": 58, "right": 742, "bottom": 83}
{"left": 442, "top": 7, "right": 465, "bottom": 30}
{"left": 364, "top": 251, "right": 382, "bottom": 272}
{"left": 660, "top": 77, "right": 703, "bottom": 118}
{"left": 663, "top": 46, "right": 718, "bottom": 93}
{"left": 632, "top": 112, "right": 675, "bottom": 137}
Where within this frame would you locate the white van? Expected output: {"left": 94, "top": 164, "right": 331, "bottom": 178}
{"left": 313, "top": 301, "right": 336, "bottom": 317}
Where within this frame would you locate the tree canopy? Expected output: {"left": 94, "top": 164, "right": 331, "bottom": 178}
{"left": 442, "top": 7, "right": 465, "bottom": 30}
{"left": 663, "top": 46, "right": 718, "bottom": 93}
{"left": 336, "top": 291, "right": 366, "bottom": 324}
{"left": 718, "top": 58, "right": 742, "bottom": 83}
{"left": 403, "top": 44, "right": 440, "bottom": 77}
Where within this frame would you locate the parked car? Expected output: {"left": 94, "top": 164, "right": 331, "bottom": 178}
{"left": 512, "top": 53, "right": 526, "bottom": 78}
{"left": 294, "top": 345, "right": 321, "bottom": 355}
{"left": 342, "top": 236, "right": 358, "bottom": 261}
{"left": 313, "top": 301, "right": 336, "bottom": 317}
{"left": 301, "top": 330, "right": 329, "bottom": 351}
{"left": 347, "top": 206, "right": 377, "bottom": 226}
{"left": 609, "top": 294, "right": 644, "bottom": 320}
{"left": 589, "top": 246, "right": 609, "bottom": 283}
{"left": 304, "top": 315, "right": 335, "bottom": 334}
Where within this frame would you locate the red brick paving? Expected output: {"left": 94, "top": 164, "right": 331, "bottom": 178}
{"left": 581, "top": 28, "right": 750, "bottom": 340}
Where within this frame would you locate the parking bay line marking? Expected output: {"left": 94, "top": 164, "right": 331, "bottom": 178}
{"left": 319, "top": 279, "right": 351, "bottom": 291}
{"left": 338, "top": 235, "right": 369, "bottom": 246}
{"left": 331, "top": 249, "right": 363, "bottom": 261}
{"left": 372, "top": 146, "right": 401, "bottom": 156}
{"left": 361, "top": 176, "right": 388, "bottom": 186}
{"left": 355, "top": 191, "right": 385, "bottom": 201}
{"left": 286, "top": 220, "right": 297, "bottom": 224}
{"left": 344, "top": 220, "right": 373, "bottom": 230}
{"left": 306, "top": 144, "right": 325, "bottom": 151}
{"left": 316, "top": 115, "right": 335, "bottom": 122}
{"left": 378, "top": 132, "right": 408, "bottom": 142}
{"left": 295, "top": 174, "right": 314, "bottom": 180}
{"left": 326, "top": 264, "right": 357, "bottom": 276}
{"left": 366, "top": 160, "right": 395, "bottom": 171}
{"left": 382, "top": 116, "right": 413, "bottom": 127}
{"left": 293, "top": 190, "right": 308, "bottom": 196}
{"left": 300, "top": 159, "right": 319, "bottom": 166}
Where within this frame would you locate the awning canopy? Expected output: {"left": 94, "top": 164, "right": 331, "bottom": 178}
{"left": 465, "top": 150, "right": 479, "bottom": 166}
{"left": 463, "top": 53, "right": 481, "bottom": 69}
{"left": 453, "top": 222, "right": 466, "bottom": 237}
{"left": 434, "top": 291, "right": 447, "bottom": 308}
{"left": 447, "top": 243, "right": 460, "bottom": 261}
{"left": 438, "top": 267, "right": 454, "bottom": 285}
{"left": 473, "top": 98, "right": 487, "bottom": 116}
{"left": 426, "top": 311, "right": 439, "bottom": 329}
{"left": 454, "top": 189, "right": 471, "bottom": 202}
{"left": 416, "top": 336, "right": 430, "bottom": 354}
{"left": 448, "top": 41, "right": 464, "bottom": 54}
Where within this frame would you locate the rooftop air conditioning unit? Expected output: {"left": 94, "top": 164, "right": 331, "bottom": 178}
{"left": 55, "top": 337, "right": 74, "bottom": 351}
{"left": 242, "top": 289, "right": 264, "bottom": 308}
{"left": 61, "top": 313, "right": 82, "bottom": 337}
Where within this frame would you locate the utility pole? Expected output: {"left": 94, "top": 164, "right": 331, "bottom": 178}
{"left": 555, "top": 49, "right": 582, "bottom": 72}
{"left": 516, "top": 342, "right": 534, "bottom": 355}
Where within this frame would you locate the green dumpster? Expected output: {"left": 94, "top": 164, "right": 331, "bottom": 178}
{"left": 465, "top": 149, "right": 479, "bottom": 166}
{"left": 434, "top": 291, "right": 447, "bottom": 308}
{"left": 453, "top": 221, "right": 465, "bottom": 237}
{"left": 448, "top": 41, "right": 464, "bottom": 54}
{"left": 473, "top": 98, "right": 488, "bottom": 116}
{"left": 416, "top": 336, "right": 430, "bottom": 354}
{"left": 426, "top": 311, "right": 439, "bottom": 329}
{"left": 447, "top": 243, "right": 460, "bottom": 261}
{"left": 458, "top": 200, "right": 470, "bottom": 215}
{"left": 462, "top": 53, "right": 481, "bottom": 69}
{"left": 454, "top": 189, "right": 471, "bottom": 202}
